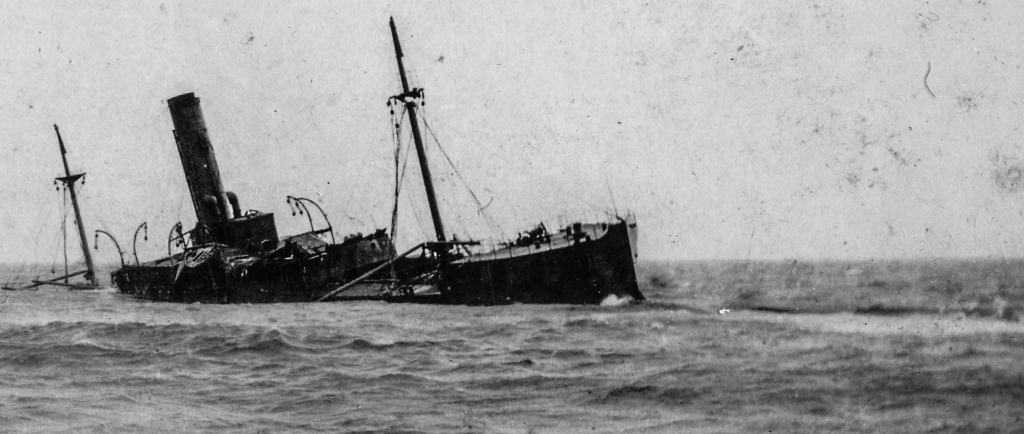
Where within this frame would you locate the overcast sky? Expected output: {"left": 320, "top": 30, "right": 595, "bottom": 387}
{"left": 2, "top": 1, "right": 1024, "bottom": 265}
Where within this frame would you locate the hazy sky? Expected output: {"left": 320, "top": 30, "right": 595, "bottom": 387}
{"left": 2, "top": 1, "right": 1024, "bottom": 265}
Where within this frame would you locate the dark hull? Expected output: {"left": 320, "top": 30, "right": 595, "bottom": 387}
{"left": 113, "top": 257, "right": 344, "bottom": 303}
{"left": 113, "top": 221, "right": 642, "bottom": 305}
{"left": 440, "top": 220, "right": 642, "bottom": 305}
{"left": 112, "top": 232, "right": 394, "bottom": 303}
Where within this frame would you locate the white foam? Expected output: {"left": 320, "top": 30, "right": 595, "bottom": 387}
{"left": 600, "top": 294, "right": 634, "bottom": 307}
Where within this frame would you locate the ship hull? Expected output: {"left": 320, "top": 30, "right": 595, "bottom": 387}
{"left": 439, "top": 220, "right": 642, "bottom": 305}
{"left": 113, "top": 221, "right": 643, "bottom": 305}
{"left": 112, "top": 232, "right": 393, "bottom": 303}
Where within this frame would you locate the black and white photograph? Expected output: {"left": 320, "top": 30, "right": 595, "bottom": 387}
{"left": 1, "top": 2, "right": 1023, "bottom": 432}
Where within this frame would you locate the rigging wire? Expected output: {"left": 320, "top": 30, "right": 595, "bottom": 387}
{"left": 37, "top": 188, "right": 61, "bottom": 276}
{"left": 437, "top": 169, "right": 477, "bottom": 242}
{"left": 389, "top": 105, "right": 432, "bottom": 248}
{"left": 9, "top": 184, "right": 64, "bottom": 287}
{"left": 340, "top": 120, "right": 379, "bottom": 232}
{"left": 61, "top": 184, "right": 69, "bottom": 281}
{"left": 415, "top": 110, "right": 608, "bottom": 214}
{"left": 400, "top": 103, "right": 476, "bottom": 242}
{"left": 399, "top": 122, "right": 422, "bottom": 241}
{"left": 420, "top": 113, "right": 505, "bottom": 239}
{"left": 390, "top": 98, "right": 431, "bottom": 244}
{"left": 46, "top": 185, "right": 66, "bottom": 274}
{"left": 404, "top": 189, "right": 429, "bottom": 241}
{"left": 389, "top": 104, "right": 407, "bottom": 247}
{"left": 388, "top": 103, "right": 404, "bottom": 277}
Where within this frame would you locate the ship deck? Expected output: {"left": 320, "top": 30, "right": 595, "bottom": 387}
{"left": 453, "top": 222, "right": 613, "bottom": 263}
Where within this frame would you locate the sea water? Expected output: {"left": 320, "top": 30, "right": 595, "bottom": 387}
{"left": 1, "top": 260, "right": 1023, "bottom": 433}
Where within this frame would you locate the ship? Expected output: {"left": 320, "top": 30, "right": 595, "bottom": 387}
{"left": 3, "top": 125, "right": 102, "bottom": 291}
{"left": 316, "top": 19, "right": 644, "bottom": 305}
{"left": 109, "top": 93, "right": 395, "bottom": 303}
{"left": 109, "top": 18, "right": 643, "bottom": 305}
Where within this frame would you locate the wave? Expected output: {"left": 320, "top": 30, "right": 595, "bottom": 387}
{"left": 636, "top": 260, "right": 1024, "bottom": 322}
{"left": 563, "top": 318, "right": 613, "bottom": 328}
{"left": 1, "top": 261, "right": 1021, "bottom": 433}
{"left": 589, "top": 384, "right": 702, "bottom": 406}
{"left": 735, "top": 298, "right": 1020, "bottom": 321}
{"left": 511, "top": 348, "right": 590, "bottom": 360}
{"left": 342, "top": 338, "right": 466, "bottom": 352}
{"left": 599, "top": 294, "right": 634, "bottom": 306}
{"left": 467, "top": 374, "right": 593, "bottom": 391}
{"left": 191, "top": 331, "right": 312, "bottom": 358}
{"left": 0, "top": 322, "right": 352, "bottom": 365}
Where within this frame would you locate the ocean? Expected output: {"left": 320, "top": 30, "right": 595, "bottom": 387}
{"left": 1, "top": 260, "right": 1023, "bottom": 433}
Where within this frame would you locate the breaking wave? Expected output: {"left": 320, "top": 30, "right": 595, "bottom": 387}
{"left": 2, "top": 260, "right": 1023, "bottom": 432}
{"left": 599, "top": 294, "right": 634, "bottom": 306}
{"left": 636, "top": 260, "right": 1024, "bottom": 322}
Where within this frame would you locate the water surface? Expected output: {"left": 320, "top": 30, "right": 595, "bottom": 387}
{"left": 2, "top": 260, "right": 1023, "bottom": 433}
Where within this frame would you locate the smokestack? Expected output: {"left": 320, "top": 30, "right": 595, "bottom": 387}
{"left": 168, "top": 93, "right": 235, "bottom": 230}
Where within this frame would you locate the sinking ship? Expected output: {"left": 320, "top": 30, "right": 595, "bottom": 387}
{"left": 317, "top": 19, "right": 643, "bottom": 305}
{"left": 110, "top": 93, "right": 394, "bottom": 303}
{"left": 110, "top": 19, "right": 643, "bottom": 305}
{"left": 3, "top": 126, "right": 102, "bottom": 291}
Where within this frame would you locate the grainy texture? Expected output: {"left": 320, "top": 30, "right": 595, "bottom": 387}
{"left": 2, "top": 261, "right": 1022, "bottom": 433}
{"left": 3, "top": 2, "right": 1024, "bottom": 261}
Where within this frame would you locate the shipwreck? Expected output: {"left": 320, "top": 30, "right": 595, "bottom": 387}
{"left": 109, "top": 18, "right": 643, "bottom": 305}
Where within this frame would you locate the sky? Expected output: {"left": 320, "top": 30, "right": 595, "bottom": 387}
{"left": 2, "top": 1, "right": 1024, "bottom": 265}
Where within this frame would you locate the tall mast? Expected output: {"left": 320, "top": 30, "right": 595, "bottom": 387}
{"left": 54, "top": 124, "right": 98, "bottom": 287}
{"left": 390, "top": 17, "right": 446, "bottom": 242}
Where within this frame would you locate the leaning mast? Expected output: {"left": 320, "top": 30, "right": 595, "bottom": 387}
{"left": 389, "top": 17, "right": 447, "bottom": 243}
{"left": 54, "top": 125, "right": 98, "bottom": 287}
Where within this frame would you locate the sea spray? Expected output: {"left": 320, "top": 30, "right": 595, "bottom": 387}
{"left": 600, "top": 294, "right": 634, "bottom": 307}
